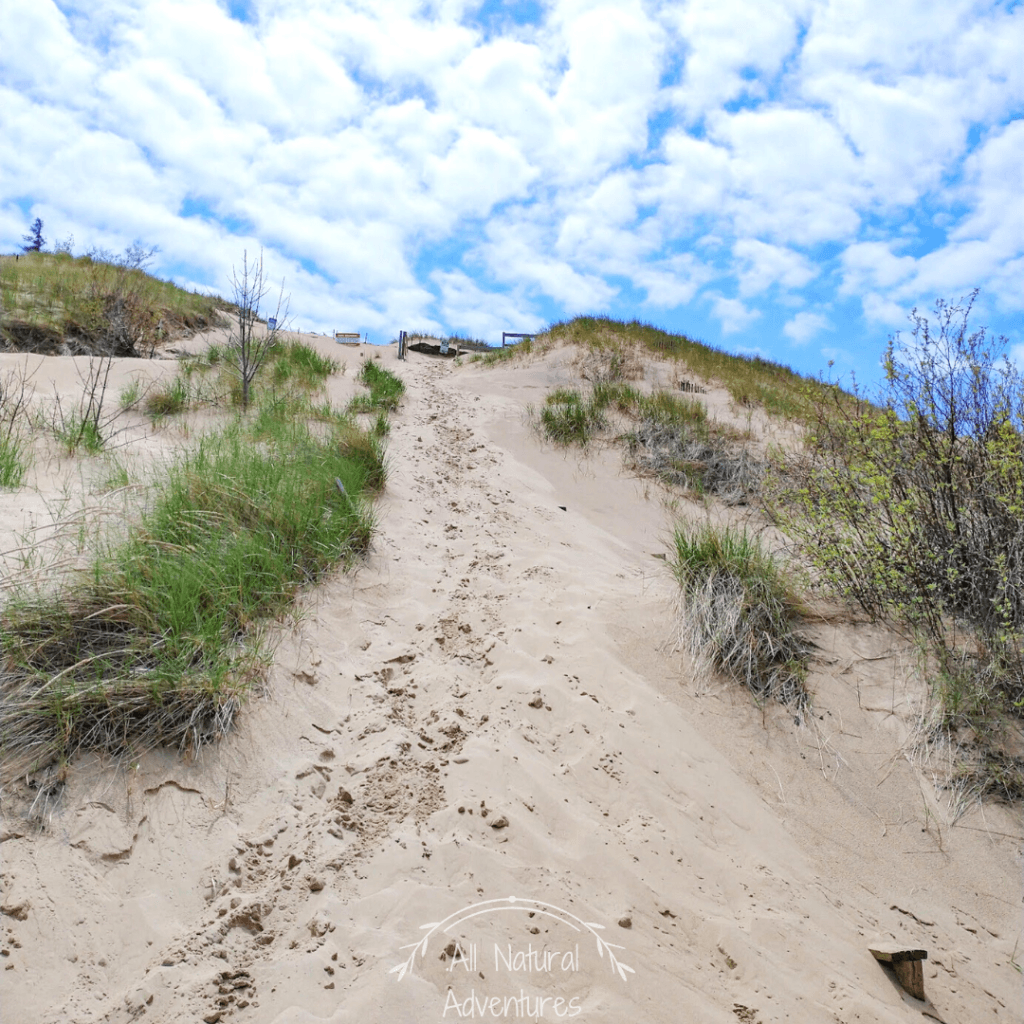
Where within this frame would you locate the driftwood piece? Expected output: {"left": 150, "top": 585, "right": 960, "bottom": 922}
{"left": 869, "top": 943, "right": 927, "bottom": 1001}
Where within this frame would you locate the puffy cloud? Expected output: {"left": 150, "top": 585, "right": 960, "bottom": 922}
{"left": 662, "top": 0, "right": 812, "bottom": 122}
{"left": 709, "top": 294, "right": 761, "bottom": 334}
{"left": 431, "top": 269, "right": 544, "bottom": 340}
{"left": 1, "top": 0, "right": 1019, "bottom": 390}
{"left": 733, "top": 238, "right": 818, "bottom": 297}
{"left": 784, "top": 310, "right": 831, "bottom": 344}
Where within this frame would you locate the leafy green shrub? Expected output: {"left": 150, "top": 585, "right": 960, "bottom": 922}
{"left": 671, "top": 523, "right": 810, "bottom": 705}
{"left": 771, "top": 290, "right": 1024, "bottom": 722}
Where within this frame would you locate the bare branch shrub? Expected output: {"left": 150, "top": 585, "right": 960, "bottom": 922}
{"left": 228, "top": 249, "right": 290, "bottom": 410}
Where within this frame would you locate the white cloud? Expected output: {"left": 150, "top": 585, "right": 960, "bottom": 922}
{"left": 733, "top": 238, "right": 818, "bottom": 297}
{"left": 709, "top": 293, "right": 761, "bottom": 334}
{"left": 1, "top": 0, "right": 1019, "bottom": 386}
{"left": 424, "top": 128, "right": 538, "bottom": 218}
{"left": 478, "top": 215, "right": 617, "bottom": 309}
{"left": 839, "top": 241, "right": 917, "bottom": 295}
{"left": 431, "top": 269, "right": 543, "bottom": 340}
{"left": 0, "top": 0, "right": 96, "bottom": 103}
{"left": 784, "top": 310, "right": 830, "bottom": 344}
{"left": 662, "top": 0, "right": 811, "bottom": 123}
{"left": 636, "top": 253, "right": 716, "bottom": 308}
{"left": 708, "top": 106, "right": 864, "bottom": 244}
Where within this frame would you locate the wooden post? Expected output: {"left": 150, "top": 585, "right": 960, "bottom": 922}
{"left": 869, "top": 944, "right": 927, "bottom": 1001}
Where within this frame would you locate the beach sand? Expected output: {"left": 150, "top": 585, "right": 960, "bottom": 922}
{"left": 1, "top": 334, "right": 1020, "bottom": 1023}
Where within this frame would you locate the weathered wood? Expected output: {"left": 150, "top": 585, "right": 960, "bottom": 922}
{"left": 868, "top": 944, "right": 927, "bottom": 963}
{"left": 869, "top": 945, "right": 927, "bottom": 1001}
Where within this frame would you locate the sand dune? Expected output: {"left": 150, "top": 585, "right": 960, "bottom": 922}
{"left": 1, "top": 336, "right": 1020, "bottom": 1023}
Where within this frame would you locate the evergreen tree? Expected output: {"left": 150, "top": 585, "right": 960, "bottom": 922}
{"left": 21, "top": 217, "right": 44, "bottom": 253}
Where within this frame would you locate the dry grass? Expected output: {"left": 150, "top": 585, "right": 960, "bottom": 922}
{"left": 671, "top": 522, "right": 811, "bottom": 706}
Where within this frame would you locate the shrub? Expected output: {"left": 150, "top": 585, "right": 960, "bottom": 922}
{"left": 770, "top": 290, "right": 1024, "bottom": 722}
{"left": 671, "top": 522, "right": 810, "bottom": 705}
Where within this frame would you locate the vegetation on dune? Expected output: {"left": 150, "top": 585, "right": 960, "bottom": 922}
{"left": 671, "top": 522, "right": 811, "bottom": 706}
{"left": 513, "top": 299, "right": 1024, "bottom": 792}
{"left": 770, "top": 291, "right": 1024, "bottom": 798}
{"left": 0, "top": 247, "right": 230, "bottom": 356}
{"left": 350, "top": 359, "right": 406, "bottom": 413}
{"left": 0, "top": 365, "right": 32, "bottom": 487}
{"left": 540, "top": 387, "right": 606, "bottom": 445}
{"left": 0, "top": 414, "right": 379, "bottom": 779}
{"left": 536, "top": 344, "right": 766, "bottom": 507}
{"left": 0, "top": 261, "right": 403, "bottom": 784}
{"left": 471, "top": 336, "right": 533, "bottom": 365}
{"left": 545, "top": 315, "right": 853, "bottom": 424}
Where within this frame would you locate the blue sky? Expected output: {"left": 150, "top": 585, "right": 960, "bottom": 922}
{"left": 2, "top": 0, "right": 1021, "bottom": 393}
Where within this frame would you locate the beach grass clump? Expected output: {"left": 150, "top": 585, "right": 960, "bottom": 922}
{"left": 629, "top": 424, "right": 766, "bottom": 505}
{"left": 472, "top": 336, "right": 533, "bottom": 365}
{"left": 118, "top": 379, "right": 142, "bottom": 411}
{"left": 267, "top": 339, "right": 339, "bottom": 388}
{"left": 0, "top": 433, "right": 29, "bottom": 488}
{"left": 0, "top": 405, "right": 383, "bottom": 780}
{"left": 637, "top": 390, "right": 707, "bottom": 430}
{"left": 350, "top": 360, "right": 405, "bottom": 413}
{"left": 540, "top": 387, "right": 605, "bottom": 445}
{"left": 54, "top": 411, "right": 105, "bottom": 455}
{"left": 144, "top": 375, "right": 190, "bottom": 416}
{"left": 671, "top": 522, "right": 810, "bottom": 706}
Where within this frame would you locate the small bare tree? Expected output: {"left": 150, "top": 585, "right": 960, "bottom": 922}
{"left": 229, "top": 249, "right": 289, "bottom": 410}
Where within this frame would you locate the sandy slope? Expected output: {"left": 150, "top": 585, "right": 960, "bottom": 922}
{"left": 1, "top": 338, "right": 1021, "bottom": 1024}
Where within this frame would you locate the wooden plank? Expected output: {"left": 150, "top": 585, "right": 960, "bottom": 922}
{"left": 893, "top": 959, "right": 926, "bottom": 1001}
{"left": 868, "top": 944, "right": 927, "bottom": 963}
{"left": 870, "top": 944, "right": 927, "bottom": 1001}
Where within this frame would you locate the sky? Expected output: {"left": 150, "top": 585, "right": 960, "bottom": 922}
{"left": 1, "top": 0, "right": 1022, "bottom": 392}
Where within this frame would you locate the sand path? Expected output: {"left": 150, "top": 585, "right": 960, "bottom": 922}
{"left": 1, "top": 342, "right": 1020, "bottom": 1023}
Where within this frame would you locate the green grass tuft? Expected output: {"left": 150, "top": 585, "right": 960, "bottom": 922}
{"left": 540, "top": 388, "right": 605, "bottom": 445}
{"left": 670, "top": 522, "right": 810, "bottom": 705}
{"left": 351, "top": 360, "right": 405, "bottom": 412}
{"left": 0, "top": 434, "right": 30, "bottom": 488}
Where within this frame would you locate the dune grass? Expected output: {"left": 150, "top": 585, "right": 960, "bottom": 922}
{"left": 472, "top": 337, "right": 533, "bottom": 365}
{"left": 142, "top": 337, "right": 341, "bottom": 418}
{"left": 0, "top": 251, "right": 229, "bottom": 354}
{"left": 545, "top": 316, "right": 858, "bottom": 424}
{"left": 540, "top": 387, "right": 605, "bottom": 445}
{"left": 0, "top": 344, "right": 398, "bottom": 781}
{"left": 0, "top": 434, "right": 29, "bottom": 488}
{"left": 350, "top": 360, "right": 406, "bottom": 413}
{"left": 671, "top": 523, "right": 810, "bottom": 706}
